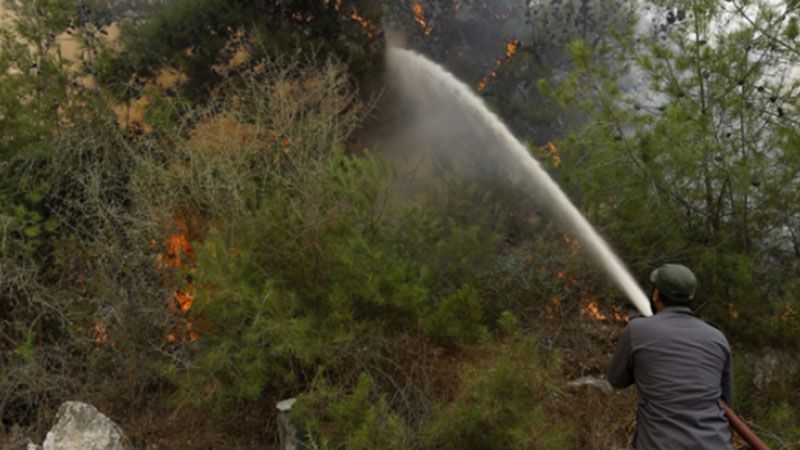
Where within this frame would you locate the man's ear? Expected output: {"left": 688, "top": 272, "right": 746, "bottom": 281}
{"left": 652, "top": 288, "right": 663, "bottom": 311}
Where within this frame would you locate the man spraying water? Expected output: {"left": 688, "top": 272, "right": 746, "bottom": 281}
{"left": 607, "top": 264, "right": 733, "bottom": 449}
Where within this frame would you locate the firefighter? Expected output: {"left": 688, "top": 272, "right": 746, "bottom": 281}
{"left": 607, "top": 264, "right": 733, "bottom": 449}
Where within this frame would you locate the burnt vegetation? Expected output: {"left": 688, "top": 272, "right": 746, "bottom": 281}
{"left": 1, "top": 0, "right": 799, "bottom": 449}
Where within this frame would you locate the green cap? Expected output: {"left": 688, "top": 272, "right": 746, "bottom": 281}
{"left": 650, "top": 264, "right": 697, "bottom": 302}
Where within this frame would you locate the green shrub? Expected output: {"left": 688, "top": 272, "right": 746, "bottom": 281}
{"left": 177, "top": 152, "right": 500, "bottom": 403}
{"left": 151, "top": 61, "right": 503, "bottom": 407}
{"left": 293, "top": 373, "right": 410, "bottom": 450}
{"left": 423, "top": 336, "right": 575, "bottom": 449}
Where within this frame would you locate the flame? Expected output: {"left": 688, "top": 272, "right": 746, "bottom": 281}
{"left": 476, "top": 59, "right": 503, "bottom": 91}
{"left": 542, "top": 142, "right": 561, "bottom": 167}
{"left": 350, "top": 10, "right": 378, "bottom": 37}
{"left": 579, "top": 300, "right": 630, "bottom": 323}
{"left": 727, "top": 303, "right": 739, "bottom": 319}
{"left": 159, "top": 219, "right": 194, "bottom": 269}
{"left": 581, "top": 300, "right": 608, "bottom": 321}
{"left": 506, "top": 40, "right": 520, "bottom": 58}
{"left": 158, "top": 219, "right": 200, "bottom": 342}
{"left": 492, "top": 60, "right": 502, "bottom": 78}
{"left": 173, "top": 289, "right": 193, "bottom": 313}
{"left": 412, "top": 1, "right": 433, "bottom": 35}
{"left": 93, "top": 322, "right": 109, "bottom": 343}
{"left": 541, "top": 295, "right": 562, "bottom": 320}
{"left": 186, "top": 320, "right": 199, "bottom": 342}
{"left": 167, "top": 319, "right": 199, "bottom": 343}
{"left": 611, "top": 305, "right": 630, "bottom": 323}
{"left": 476, "top": 40, "right": 520, "bottom": 92}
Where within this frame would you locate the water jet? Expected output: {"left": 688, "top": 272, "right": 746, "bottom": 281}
{"left": 385, "top": 46, "right": 653, "bottom": 317}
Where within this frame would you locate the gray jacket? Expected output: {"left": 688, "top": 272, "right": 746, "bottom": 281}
{"left": 607, "top": 306, "right": 733, "bottom": 449}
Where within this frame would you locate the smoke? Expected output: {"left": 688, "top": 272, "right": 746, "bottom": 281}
{"left": 363, "top": 48, "right": 517, "bottom": 185}
{"left": 382, "top": 0, "right": 530, "bottom": 85}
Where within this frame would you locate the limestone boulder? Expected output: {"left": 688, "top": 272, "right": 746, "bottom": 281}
{"left": 747, "top": 349, "right": 799, "bottom": 391}
{"left": 41, "top": 401, "right": 131, "bottom": 450}
{"left": 566, "top": 375, "right": 613, "bottom": 393}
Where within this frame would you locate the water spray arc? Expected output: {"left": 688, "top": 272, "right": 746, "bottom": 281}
{"left": 386, "top": 47, "right": 653, "bottom": 317}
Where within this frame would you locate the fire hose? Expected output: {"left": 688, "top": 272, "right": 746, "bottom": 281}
{"left": 721, "top": 401, "right": 770, "bottom": 450}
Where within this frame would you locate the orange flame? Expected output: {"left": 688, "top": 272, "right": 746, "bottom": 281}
{"left": 184, "top": 319, "right": 199, "bottom": 342}
{"left": 158, "top": 219, "right": 194, "bottom": 269}
{"left": 350, "top": 11, "right": 378, "bottom": 37}
{"left": 476, "top": 59, "right": 502, "bottom": 91}
{"left": 476, "top": 40, "right": 520, "bottom": 92}
{"left": 158, "top": 219, "right": 200, "bottom": 342}
{"left": 412, "top": 1, "right": 433, "bottom": 35}
{"left": 93, "top": 322, "right": 109, "bottom": 343}
{"left": 542, "top": 142, "right": 561, "bottom": 167}
{"left": 581, "top": 300, "right": 608, "bottom": 321}
{"left": 580, "top": 300, "right": 630, "bottom": 323}
{"left": 506, "top": 40, "right": 520, "bottom": 59}
{"left": 492, "top": 58, "right": 503, "bottom": 76}
{"left": 727, "top": 303, "right": 739, "bottom": 319}
{"left": 168, "top": 319, "right": 199, "bottom": 343}
{"left": 611, "top": 306, "right": 630, "bottom": 323}
{"left": 174, "top": 289, "right": 193, "bottom": 313}
{"left": 541, "top": 295, "right": 563, "bottom": 320}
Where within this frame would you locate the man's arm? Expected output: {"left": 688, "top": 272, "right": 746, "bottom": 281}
{"left": 721, "top": 346, "right": 733, "bottom": 404}
{"left": 607, "top": 324, "right": 635, "bottom": 388}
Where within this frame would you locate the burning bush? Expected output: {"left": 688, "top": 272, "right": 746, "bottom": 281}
{"left": 134, "top": 55, "right": 498, "bottom": 409}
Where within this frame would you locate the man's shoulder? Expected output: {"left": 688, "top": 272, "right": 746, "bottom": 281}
{"left": 675, "top": 314, "right": 732, "bottom": 348}
{"left": 624, "top": 314, "right": 648, "bottom": 331}
{"left": 628, "top": 310, "right": 726, "bottom": 337}
{"left": 700, "top": 319, "right": 731, "bottom": 346}
{"left": 702, "top": 318, "right": 723, "bottom": 332}
{"left": 624, "top": 314, "right": 658, "bottom": 339}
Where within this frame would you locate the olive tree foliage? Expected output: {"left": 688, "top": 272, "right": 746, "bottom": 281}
{"left": 551, "top": 0, "right": 800, "bottom": 342}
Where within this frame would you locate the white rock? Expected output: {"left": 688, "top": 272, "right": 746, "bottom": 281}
{"left": 277, "top": 398, "right": 300, "bottom": 450}
{"left": 566, "top": 376, "right": 613, "bottom": 393}
{"left": 42, "top": 401, "right": 131, "bottom": 450}
{"left": 750, "top": 349, "right": 799, "bottom": 390}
